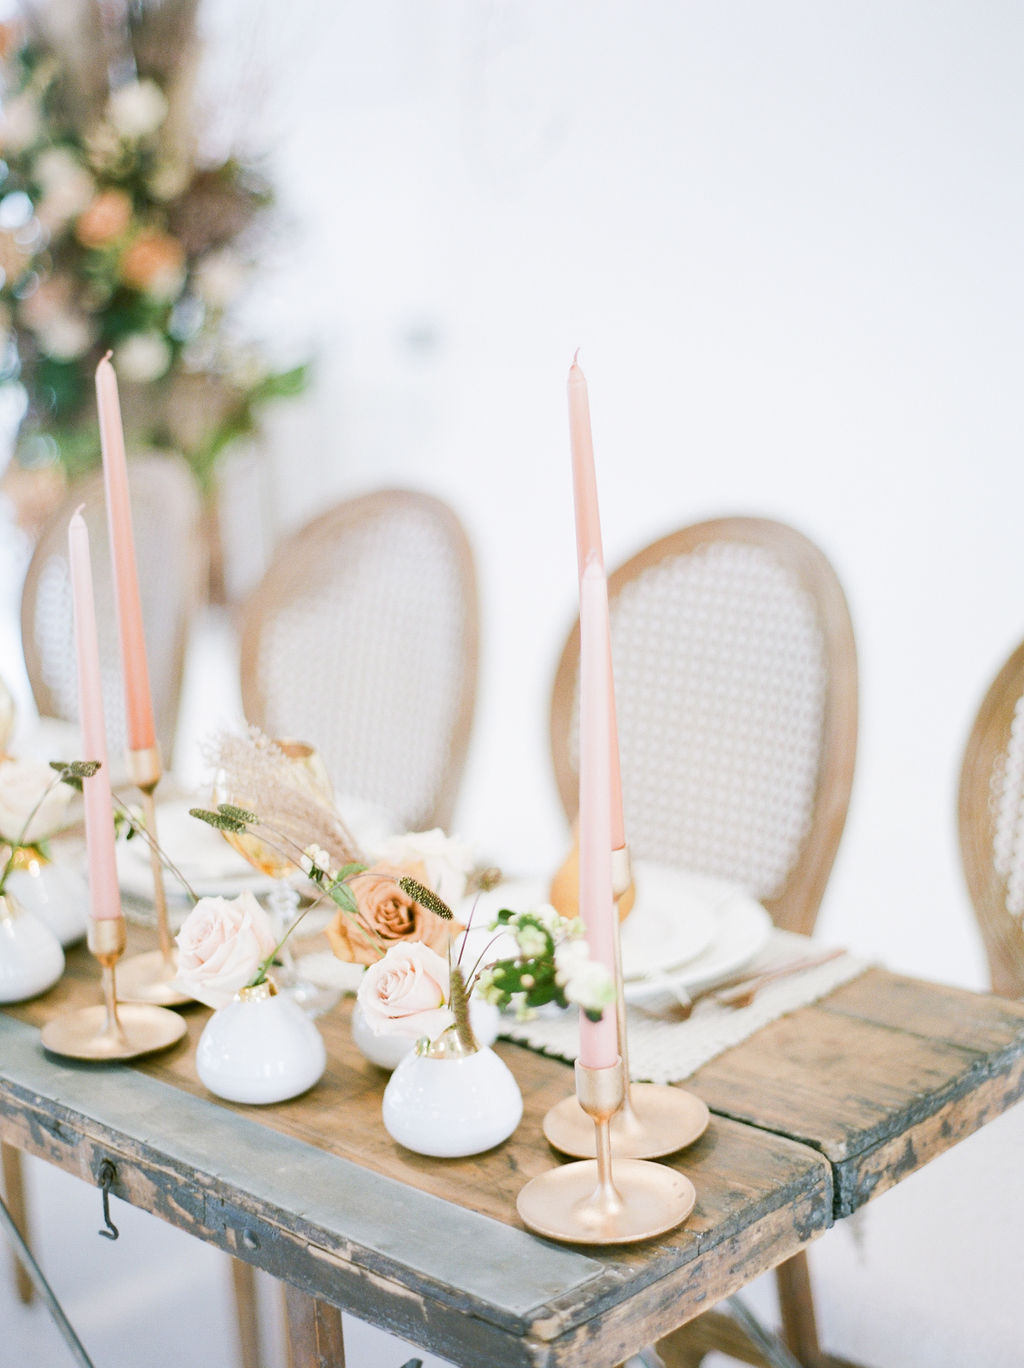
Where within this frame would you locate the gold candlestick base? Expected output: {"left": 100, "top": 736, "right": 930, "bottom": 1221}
{"left": 39, "top": 918, "right": 186, "bottom": 1061}
{"left": 543, "top": 1082, "right": 710, "bottom": 1159}
{"left": 516, "top": 1155, "right": 696, "bottom": 1245}
{"left": 115, "top": 948, "right": 191, "bottom": 1007}
{"left": 518, "top": 1060, "right": 696, "bottom": 1245}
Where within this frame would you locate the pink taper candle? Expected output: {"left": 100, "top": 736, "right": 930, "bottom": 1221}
{"left": 577, "top": 554, "right": 620, "bottom": 1069}
{"left": 69, "top": 510, "right": 124, "bottom": 921}
{"left": 96, "top": 353, "right": 156, "bottom": 752}
{"left": 568, "top": 354, "right": 626, "bottom": 850}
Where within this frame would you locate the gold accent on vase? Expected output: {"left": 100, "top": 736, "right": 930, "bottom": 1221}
{"left": 236, "top": 978, "right": 278, "bottom": 1004}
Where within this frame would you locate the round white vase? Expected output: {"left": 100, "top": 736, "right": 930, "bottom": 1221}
{"left": 196, "top": 980, "right": 327, "bottom": 1104}
{"left": 382, "top": 1043, "right": 523, "bottom": 1157}
{"left": 0, "top": 892, "right": 65, "bottom": 1003}
{"left": 7, "top": 860, "right": 89, "bottom": 947}
{"left": 352, "top": 997, "right": 501, "bottom": 1072}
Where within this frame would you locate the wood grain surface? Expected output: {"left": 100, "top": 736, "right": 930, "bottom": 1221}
{"left": 2, "top": 940, "right": 1023, "bottom": 1367}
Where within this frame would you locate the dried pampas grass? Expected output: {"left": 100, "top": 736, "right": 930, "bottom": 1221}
{"left": 203, "top": 726, "right": 363, "bottom": 871}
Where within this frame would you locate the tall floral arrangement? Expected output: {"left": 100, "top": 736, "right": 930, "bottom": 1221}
{"left": 0, "top": 1, "right": 306, "bottom": 498}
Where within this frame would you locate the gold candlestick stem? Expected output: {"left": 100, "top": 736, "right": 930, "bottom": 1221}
{"left": 543, "top": 844, "right": 711, "bottom": 1160}
{"left": 40, "top": 917, "right": 186, "bottom": 1060}
{"left": 116, "top": 745, "right": 192, "bottom": 1007}
{"left": 518, "top": 1059, "right": 695, "bottom": 1244}
{"left": 139, "top": 785, "right": 173, "bottom": 964}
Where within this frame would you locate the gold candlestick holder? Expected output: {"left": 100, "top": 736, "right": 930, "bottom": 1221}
{"left": 543, "top": 845, "right": 710, "bottom": 1159}
{"left": 518, "top": 1059, "right": 695, "bottom": 1244}
{"left": 40, "top": 916, "right": 187, "bottom": 1060}
{"left": 115, "top": 744, "right": 192, "bottom": 1007}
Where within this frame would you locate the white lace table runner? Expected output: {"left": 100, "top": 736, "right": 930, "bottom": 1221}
{"left": 501, "top": 930, "right": 870, "bottom": 1084}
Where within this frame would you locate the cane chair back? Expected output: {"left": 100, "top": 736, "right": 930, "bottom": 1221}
{"left": 959, "top": 639, "right": 1024, "bottom": 998}
{"left": 20, "top": 455, "right": 206, "bottom": 768}
{"left": 551, "top": 516, "right": 858, "bottom": 936}
{"left": 239, "top": 490, "right": 479, "bottom": 833}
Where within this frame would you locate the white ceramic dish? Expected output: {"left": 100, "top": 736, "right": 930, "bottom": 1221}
{"left": 456, "top": 862, "right": 769, "bottom": 996}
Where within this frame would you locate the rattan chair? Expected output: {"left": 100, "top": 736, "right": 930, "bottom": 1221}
{"left": 550, "top": 516, "right": 858, "bottom": 1368}
{"left": 20, "top": 453, "right": 207, "bottom": 768}
{"left": 240, "top": 489, "right": 479, "bottom": 833}
{"left": 958, "top": 638, "right": 1024, "bottom": 998}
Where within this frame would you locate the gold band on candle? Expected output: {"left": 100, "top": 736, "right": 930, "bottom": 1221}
{"left": 87, "top": 917, "right": 126, "bottom": 962}
{"left": 610, "top": 845, "right": 632, "bottom": 902}
{"left": 126, "top": 744, "right": 162, "bottom": 792}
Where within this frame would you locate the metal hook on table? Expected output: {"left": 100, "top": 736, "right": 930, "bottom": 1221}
{"left": 97, "top": 1160, "right": 119, "bottom": 1241}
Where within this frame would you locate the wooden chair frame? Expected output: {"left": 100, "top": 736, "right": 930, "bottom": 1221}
{"left": 551, "top": 516, "right": 859, "bottom": 1366}
{"left": 19, "top": 454, "right": 206, "bottom": 768}
{"left": 958, "top": 638, "right": 1024, "bottom": 998}
{"left": 239, "top": 488, "right": 479, "bottom": 834}
{"left": 551, "top": 515, "right": 858, "bottom": 937}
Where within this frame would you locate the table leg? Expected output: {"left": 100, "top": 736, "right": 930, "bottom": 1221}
{"left": 284, "top": 1285, "right": 345, "bottom": 1368}
{"left": 1, "top": 1143, "right": 33, "bottom": 1305}
{"left": 230, "top": 1257, "right": 263, "bottom": 1368}
{"left": 776, "top": 1252, "right": 822, "bottom": 1365}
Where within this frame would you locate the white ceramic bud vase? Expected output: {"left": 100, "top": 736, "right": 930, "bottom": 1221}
{"left": 0, "top": 892, "right": 66, "bottom": 1003}
{"left": 7, "top": 858, "right": 89, "bottom": 947}
{"left": 382, "top": 1034, "right": 523, "bottom": 1157}
{"left": 352, "top": 997, "right": 502, "bottom": 1071}
{"left": 196, "top": 979, "right": 327, "bottom": 1104}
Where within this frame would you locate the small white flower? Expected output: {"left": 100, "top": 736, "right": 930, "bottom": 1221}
{"left": 560, "top": 955, "right": 616, "bottom": 1014}
{"left": 35, "top": 313, "right": 95, "bottom": 361}
{"left": 0, "top": 94, "right": 41, "bottom": 154}
{"left": 195, "top": 249, "right": 246, "bottom": 308}
{"left": 107, "top": 79, "right": 168, "bottom": 139}
{"left": 515, "top": 924, "right": 549, "bottom": 959}
{"left": 373, "top": 828, "right": 474, "bottom": 908}
{"left": 114, "top": 332, "right": 171, "bottom": 382}
{"left": 32, "top": 148, "right": 94, "bottom": 229}
{"left": 302, "top": 843, "right": 338, "bottom": 881}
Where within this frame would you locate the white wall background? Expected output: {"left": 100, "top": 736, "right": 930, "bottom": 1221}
{"left": 5, "top": 4, "right": 1024, "bottom": 1366}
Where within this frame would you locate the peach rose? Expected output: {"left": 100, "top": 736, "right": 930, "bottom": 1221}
{"left": 356, "top": 941, "right": 452, "bottom": 1040}
{"left": 76, "top": 189, "right": 133, "bottom": 248}
{"left": 173, "top": 891, "right": 277, "bottom": 1009}
{"left": 325, "top": 863, "right": 463, "bottom": 966}
{"left": 119, "top": 230, "right": 185, "bottom": 296}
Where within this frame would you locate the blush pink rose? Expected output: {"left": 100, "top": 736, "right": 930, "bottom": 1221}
{"left": 356, "top": 941, "right": 452, "bottom": 1041}
{"left": 173, "top": 891, "right": 277, "bottom": 1009}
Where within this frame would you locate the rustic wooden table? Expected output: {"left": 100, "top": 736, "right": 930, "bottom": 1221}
{"left": 2, "top": 942, "right": 1023, "bottom": 1368}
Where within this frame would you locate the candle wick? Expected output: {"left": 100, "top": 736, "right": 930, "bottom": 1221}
{"left": 101, "top": 350, "right": 113, "bottom": 365}
{"left": 572, "top": 347, "right": 582, "bottom": 366}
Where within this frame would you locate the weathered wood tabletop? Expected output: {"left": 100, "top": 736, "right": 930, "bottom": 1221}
{"left": 2, "top": 939, "right": 1023, "bottom": 1368}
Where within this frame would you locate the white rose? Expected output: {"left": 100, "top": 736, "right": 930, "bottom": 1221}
{"left": 173, "top": 891, "right": 278, "bottom": 1010}
{"left": 356, "top": 941, "right": 452, "bottom": 1041}
{"left": 107, "top": 79, "right": 168, "bottom": 139}
{"left": 0, "top": 759, "right": 71, "bottom": 844}
{"left": 373, "top": 829, "right": 474, "bottom": 908}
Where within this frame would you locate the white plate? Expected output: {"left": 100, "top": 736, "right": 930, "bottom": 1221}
{"left": 617, "top": 861, "right": 716, "bottom": 979}
{"left": 623, "top": 873, "right": 772, "bottom": 1006}
{"left": 456, "top": 862, "right": 759, "bottom": 988}
{"left": 116, "top": 798, "right": 273, "bottom": 901}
